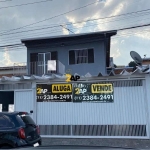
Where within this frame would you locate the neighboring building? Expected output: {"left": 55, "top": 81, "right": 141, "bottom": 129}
{"left": 0, "top": 66, "right": 27, "bottom": 78}
{"left": 142, "top": 58, "right": 150, "bottom": 65}
{"left": 21, "top": 30, "right": 117, "bottom": 76}
{"left": 114, "top": 67, "right": 134, "bottom": 75}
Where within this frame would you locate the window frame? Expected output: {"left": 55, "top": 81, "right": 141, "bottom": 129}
{"left": 68, "top": 48, "right": 94, "bottom": 65}
{"left": 75, "top": 49, "right": 88, "bottom": 64}
{"left": 38, "top": 52, "right": 51, "bottom": 65}
{"left": 38, "top": 52, "right": 51, "bottom": 74}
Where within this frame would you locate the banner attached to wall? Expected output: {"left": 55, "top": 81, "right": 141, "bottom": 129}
{"left": 36, "top": 84, "right": 72, "bottom": 102}
{"left": 36, "top": 83, "right": 114, "bottom": 103}
{"left": 72, "top": 83, "right": 114, "bottom": 103}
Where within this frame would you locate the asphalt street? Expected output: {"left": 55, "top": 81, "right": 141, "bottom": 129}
{"left": 8, "top": 146, "right": 143, "bottom": 150}
{"left": 41, "top": 138, "right": 150, "bottom": 149}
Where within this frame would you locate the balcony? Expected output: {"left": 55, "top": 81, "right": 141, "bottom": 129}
{"left": 13, "top": 60, "right": 65, "bottom": 76}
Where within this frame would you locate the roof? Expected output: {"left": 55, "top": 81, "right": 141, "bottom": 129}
{"left": 0, "top": 66, "right": 148, "bottom": 83}
{"left": 0, "top": 66, "right": 14, "bottom": 70}
{"left": 21, "top": 30, "right": 117, "bottom": 43}
{"left": 114, "top": 67, "right": 133, "bottom": 74}
{"left": 0, "top": 66, "right": 26, "bottom": 71}
{"left": 143, "top": 58, "right": 150, "bottom": 61}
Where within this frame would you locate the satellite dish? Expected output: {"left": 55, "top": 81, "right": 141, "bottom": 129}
{"left": 130, "top": 51, "right": 142, "bottom": 65}
{"left": 130, "top": 51, "right": 149, "bottom": 72}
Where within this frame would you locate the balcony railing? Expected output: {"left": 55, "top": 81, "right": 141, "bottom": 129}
{"left": 13, "top": 60, "right": 65, "bottom": 76}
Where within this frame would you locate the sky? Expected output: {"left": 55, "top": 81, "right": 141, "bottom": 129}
{"left": 0, "top": 0, "right": 150, "bottom": 67}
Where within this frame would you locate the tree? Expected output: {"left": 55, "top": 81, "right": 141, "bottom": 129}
{"left": 128, "top": 61, "right": 137, "bottom": 68}
{"left": 114, "top": 64, "right": 117, "bottom": 68}
{"left": 128, "top": 61, "right": 137, "bottom": 71}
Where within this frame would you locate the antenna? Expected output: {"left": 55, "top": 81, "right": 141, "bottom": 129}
{"left": 130, "top": 51, "right": 149, "bottom": 72}
{"left": 130, "top": 51, "right": 142, "bottom": 65}
{"left": 60, "top": 25, "right": 74, "bottom": 34}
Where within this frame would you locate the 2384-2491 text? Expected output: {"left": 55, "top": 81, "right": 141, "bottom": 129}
{"left": 37, "top": 94, "right": 72, "bottom": 100}
{"left": 82, "top": 94, "right": 113, "bottom": 101}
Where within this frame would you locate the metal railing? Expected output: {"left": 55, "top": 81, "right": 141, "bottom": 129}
{"left": 13, "top": 61, "right": 65, "bottom": 76}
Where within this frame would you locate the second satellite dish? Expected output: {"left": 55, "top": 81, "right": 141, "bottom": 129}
{"left": 130, "top": 51, "right": 142, "bottom": 65}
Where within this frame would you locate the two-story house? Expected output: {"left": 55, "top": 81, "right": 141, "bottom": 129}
{"left": 21, "top": 30, "right": 117, "bottom": 76}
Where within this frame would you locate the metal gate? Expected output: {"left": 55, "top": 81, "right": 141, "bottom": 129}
{"left": 14, "top": 89, "right": 35, "bottom": 119}
{"left": 36, "top": 78, "right": 149, "bottom": 139}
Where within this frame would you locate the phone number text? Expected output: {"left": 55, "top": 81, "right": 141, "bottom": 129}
{"left": 74, "top": 94, "right": 113, "bottom": 101}
{"left": 37, "top": 94, "right": 72, "bottom": 100}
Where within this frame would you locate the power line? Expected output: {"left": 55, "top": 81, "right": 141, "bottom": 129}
{"left": 0, "top": 43, "right": 24, "bottom": 48}
{"left": 0, "top": 12, "right": 148, "bottom": 37}
{"left": 0, "top": 13, "right": 149, "bottom": 43}
{"left": 0, "top": 48, "right": 25, "bottom": 52}
{"left": 0, "top": 30, "right": 62, "bottom": 44}
{"left": 1, "top": 6, "right": 150, "bottom": 37}
{"left": 0, "top": 16, "right": 150, "bottom": 45}
{"left": 60, "top": 25, "right": 74, "bottom": 34}
{"left": 0, "top": 28, "right": 62, "bottom": 39}
{"left": 0, "top": 0, "right": 102, "bottom": 35}
{"left": 118, "top": 23, "right": 150, "bottom": 31}
{"left": 1, "top": 22, "right": 150, "bottom": 49}
{"left": 0, "top": 13, "right": 148, "bottom": 40}
{"left": 8, "top": 9, "right": 150, "bottom": 31}
{"left": 0, "top": 0, "right": 52, "bottom": 9}
{"left": 0, "top": 23, "right": 150, "bottom": 48}
{"left": 0, "top": 25, "right": 62, "bottom": 36}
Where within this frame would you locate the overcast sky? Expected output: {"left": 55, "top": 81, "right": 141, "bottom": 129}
{"left": 0, "top": 0, "right": 150, "bottom": 67}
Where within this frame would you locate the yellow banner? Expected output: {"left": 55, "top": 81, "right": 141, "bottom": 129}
{"left": 52, "top": 84, "right": 72, "bottom": 93}
{"left": 91, "top": 84, "right": 113, "bottom": 93}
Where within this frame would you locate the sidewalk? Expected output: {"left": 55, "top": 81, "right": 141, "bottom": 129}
{"left": 42, "top": 138, "right": 150, "bottom": 149}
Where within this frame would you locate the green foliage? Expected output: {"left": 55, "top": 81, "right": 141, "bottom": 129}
{"left": 114, "top": 64, "right": 117, "bottom": 68}
{"left": 128, "top": 61, "right": 137, "bottom": 68}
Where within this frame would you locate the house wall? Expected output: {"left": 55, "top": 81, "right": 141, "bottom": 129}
{"left": 27, "top": 40, "right": 106, "bottom": 76}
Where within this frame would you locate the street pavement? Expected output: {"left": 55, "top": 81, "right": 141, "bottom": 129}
{"left": 41, "top": 138, "right": 150, "bottom": 149}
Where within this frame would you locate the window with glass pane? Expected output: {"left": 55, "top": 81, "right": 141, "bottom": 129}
{"left": 69, "top": 48, "right": 94, "bottom": 65}
{"left": 45, "top": 53, "right": 51, "bottom": 65}
{"left": 0, "top": 115, "right": 15, "bottom": 128}
{"left": 75, "top": 49, "right": 88, "bottom": 64}
{"left": 38, "top": 52, "right": 51, "bottom": 75}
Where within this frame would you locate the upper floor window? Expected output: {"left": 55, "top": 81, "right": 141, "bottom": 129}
{"left": 30, "top": 51, "right": 57, "bottom": 75}
{"left": 69, "top": 48, "right": 94, "bottom": 65}
{"left": 38, "top": 52, "right": 51, "bottom": 64}
{"left": 30, "top": 51, "right": 58, "bottom": 62}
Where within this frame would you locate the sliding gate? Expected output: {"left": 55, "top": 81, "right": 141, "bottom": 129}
{"left": 37, "top": 78, "right": 149, "bottom": 139}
